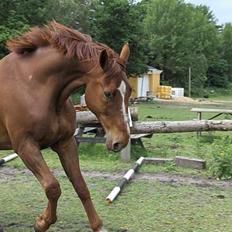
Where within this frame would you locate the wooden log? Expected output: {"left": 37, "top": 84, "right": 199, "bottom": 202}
{"left": 175, "top": 156, "right": 206, "bottom": 169}
{"left": 76, "top": 107, "right": 138, "bottom": 124}
{"left": 131, "top": 120, "right": 232, "bottom": 134}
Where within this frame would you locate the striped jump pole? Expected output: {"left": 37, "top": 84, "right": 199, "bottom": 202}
{"left": 106, "top": 156, "right": 145, "bottom": 203}
{"left": 0, "top": 153, "right": 18, "bottom": 166}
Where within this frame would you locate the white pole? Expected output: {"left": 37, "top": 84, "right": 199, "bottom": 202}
{"left": 0, "top": 153, "right": 18, "bottom": 166}
{"left": 106, "top": 157, "right": 145, "bottom": 203}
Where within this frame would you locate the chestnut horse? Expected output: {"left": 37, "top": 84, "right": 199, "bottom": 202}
{"left": 0, "top": 22, "right": 131, "bottom": 232}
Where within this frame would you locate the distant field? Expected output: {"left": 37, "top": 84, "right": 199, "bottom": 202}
{"left": 203, "top": 87, "right": 232, "bottom": 101}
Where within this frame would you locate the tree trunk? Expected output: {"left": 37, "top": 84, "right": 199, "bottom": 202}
{"left": 76, "top": 107, "right": 138, "bottom": 124}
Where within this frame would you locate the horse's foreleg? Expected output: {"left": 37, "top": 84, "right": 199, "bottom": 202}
{"left": 16, "top": 140, "right": 61, "bottom": 232}
{"left": 52, "top": 137, "right": 106, "bottom": 232}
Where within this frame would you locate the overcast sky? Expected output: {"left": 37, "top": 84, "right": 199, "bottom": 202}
{"left": 185, "top": 0, "right": 232, "bottom": 24}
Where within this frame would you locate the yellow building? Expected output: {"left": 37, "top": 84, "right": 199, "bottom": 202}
{"left": 129, "top": 66, "right": 162, "bottom": 99}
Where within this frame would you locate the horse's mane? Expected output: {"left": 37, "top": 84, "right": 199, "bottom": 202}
{"left": 7, "top": 21, "right": 111, "bottom": 61}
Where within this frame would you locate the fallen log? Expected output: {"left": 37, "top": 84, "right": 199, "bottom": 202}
{"left": 76, "top": 107, "right": 138, "bottom": 124}
{"left": 131, "top": 120, "right": 232, "bottom": 134}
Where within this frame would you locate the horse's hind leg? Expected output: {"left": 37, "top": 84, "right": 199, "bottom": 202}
{"left": 52, "top": 137, "right": 106, "bottom": 232}
{"left": 16, "top": 139, "right": 61, "bottom": 232}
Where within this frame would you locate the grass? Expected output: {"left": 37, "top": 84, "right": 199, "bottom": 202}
{"left": 137, "top": 101, "right": 232, "bottom": 121}
{"left": 1, "top": 172, "right": 232, "bottom": 232}
{"left": 203, "top": 87, "right": 232, "bottom": 101}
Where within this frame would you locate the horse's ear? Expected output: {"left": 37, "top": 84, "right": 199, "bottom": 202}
{"left": 99, "top": 49, "right": 109, "bottom": 71}
{"left": 120, "top": 43, "right": 130, "bottom": 62}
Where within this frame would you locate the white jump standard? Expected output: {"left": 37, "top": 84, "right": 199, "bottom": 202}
{"left": 106, "top": 156, "right": 145, "bottom": 203}
{"left": 0, "top": 153, "right": 18, "bottom": 166}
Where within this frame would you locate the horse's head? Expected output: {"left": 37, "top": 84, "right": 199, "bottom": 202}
{"left": 85, "top": 44, "right": 131, "bottom": 152}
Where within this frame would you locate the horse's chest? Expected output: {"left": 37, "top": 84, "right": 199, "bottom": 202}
{"left": 33, "top": 114, "right": 75, "bottom": 147}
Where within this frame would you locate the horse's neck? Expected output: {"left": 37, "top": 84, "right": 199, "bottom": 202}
{"left": 45, "top": 53, "right": 96, "bottom": 112}
{"left": 9, "top": 47, "right": 95, "bottom": 112}
{"left": 56, "top": 74, "right": 87, "bottom": 111}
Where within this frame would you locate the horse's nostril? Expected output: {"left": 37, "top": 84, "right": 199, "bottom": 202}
{"left": 112, "top": 142, "right": 123, "bottom": 152}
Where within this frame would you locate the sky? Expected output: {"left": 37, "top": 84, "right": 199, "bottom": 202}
{"left": 185, "top": 0, "right": 232, "bottom": 24}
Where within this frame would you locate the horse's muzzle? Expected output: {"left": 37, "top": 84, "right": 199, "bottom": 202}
{"left": 111, "top": 142, "right": 125, "bottom": 152}
{"left": 106, "top": 134, "right": 129, "bottom": 153}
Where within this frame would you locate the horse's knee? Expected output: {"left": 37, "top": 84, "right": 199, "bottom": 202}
{"left": 45, "top": 180, "right": 61, "bottom": 200}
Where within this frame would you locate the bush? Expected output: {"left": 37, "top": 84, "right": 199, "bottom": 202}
{"left": 208, "top": 136, "right": 232, "bottom": 180}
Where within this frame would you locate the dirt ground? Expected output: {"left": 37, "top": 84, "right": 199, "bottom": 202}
{"left": 1, "top": 166, "right": 232, "bottom": 189}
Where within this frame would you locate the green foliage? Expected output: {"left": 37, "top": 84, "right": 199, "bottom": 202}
{"left": 43, "top": 0, "right": 93, "bottom": 32}
{"left": 90, "top": 0, "right": 148, "bottom": 74}
{"left": 221, "top": 23, "right": 232, "bottom": 82}
{"left": 0, "top": 8, "right": 30, "bottom": 57}
{"left": 0, "top": 0, "right": 93, "bottom": 58}
{"left": 207, "top": 58, "right": 229, "bottom": 88}
{"left": 208, "top": 136, "right": 232, "bottom": 180}
{"left": 142, "top": 0, "right": 219, "bottom": 95}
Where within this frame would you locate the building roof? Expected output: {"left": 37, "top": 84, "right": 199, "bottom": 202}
{"left": 147, "top": 66, "right": 163, "bottom": 74}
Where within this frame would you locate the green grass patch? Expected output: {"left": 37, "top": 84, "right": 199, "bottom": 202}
{"left": 1, "top": 173, "right": 232, "bottom": 232}
{"left": 203, "top": 87, "right": 232, "bottom": 101}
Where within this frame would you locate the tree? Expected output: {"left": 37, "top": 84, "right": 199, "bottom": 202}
{"left": 221, "top": 23, "right": 232, "bottom": 82}
{"left": 43, "top": 0, "right": 93, "bottom": 32}
{"left": 90, "top": 0, "right": 148, "bottom": 74}
{"left": 0, "top": 1, "right": 30, "bottom": 58}
{"left": 142, "top": 0, "right": 219, "bottom": 95}
{"left": 0, "top": 0, "right": 93, "bottom": 58}
{"left": 207, "top": 59, "right": 229, "bottom": 88}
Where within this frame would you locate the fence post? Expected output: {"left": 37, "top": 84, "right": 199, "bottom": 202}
{"left": 120, "top": 138, "right": 131, "bottom": 161}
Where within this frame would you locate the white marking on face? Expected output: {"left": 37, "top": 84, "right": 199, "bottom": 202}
{"left": 28, "top": 75, "right": 33, "bottom": 81}
{"left": 118, "top": 80, "right": 130, "bottom": 133}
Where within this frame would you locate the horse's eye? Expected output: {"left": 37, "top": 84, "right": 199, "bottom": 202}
{"left": 104, "top": 92, "right": 114, "bottom": 100}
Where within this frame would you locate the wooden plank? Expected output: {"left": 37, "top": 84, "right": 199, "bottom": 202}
{"left": 191, "top": 108, "right": 232, "bottom": 114}
{"left": 130, "top": 133, "right": 153, "bottom": 139}
{"left": 82, "top": 127, "right": 98, "bottom": 133}
{"left": 75, "top": 136, "right": 106, "bottom": 143}
{"left": 175, "top": 156, "right": 206, "bottom": 169}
